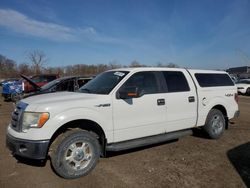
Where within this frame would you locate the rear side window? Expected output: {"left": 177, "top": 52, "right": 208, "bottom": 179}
{"left": 163, "top": 71, "right": 190, "bottom": 92}
{"left": 195, "top": 73, "right": 234, "bottom": 87}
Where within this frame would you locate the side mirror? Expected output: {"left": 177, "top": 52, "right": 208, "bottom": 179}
{"left": 118, "top": 86, "right": 142, "bottom": 99}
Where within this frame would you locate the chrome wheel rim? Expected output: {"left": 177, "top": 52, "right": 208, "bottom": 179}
{"left": 211, "top": 115, "right": 223, "bottom": 135}
{"left": 64, "top": 141, "right": 93, "bottom": 171}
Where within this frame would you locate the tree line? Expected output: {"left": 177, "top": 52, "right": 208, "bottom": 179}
{"left": 0, "top": 50, "right": 179, "bottom": 79}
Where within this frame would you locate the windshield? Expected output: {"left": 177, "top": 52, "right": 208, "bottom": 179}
{"left": 79, "top": 71, "right": 129, "bottom": 94}
{"left": 41, "top": 78, "right": 62, "bottom": 90}
{"left": 237, "top": 80, "right": 250, "bottom": 84}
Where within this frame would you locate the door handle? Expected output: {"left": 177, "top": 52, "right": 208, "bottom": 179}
{"left": 188, "top": 96, "right": 195, "bottom": 103}
{"left": 157, "top": 99, "right": 165, "bottom": 106}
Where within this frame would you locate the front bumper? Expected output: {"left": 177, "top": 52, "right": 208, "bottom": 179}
{"left": 6, "top": 133, "right": 50, "bottom": 160}
{"left": 237, "top": 89, "right": 246, "bottom": 94}
{"left": 2, "top": 93, "right": 10, "bottom": 99}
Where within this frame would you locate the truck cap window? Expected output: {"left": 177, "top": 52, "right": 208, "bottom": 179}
{"left": 80, "top": 71, "right": 128, "bottom": 94}
{"left": 195, "top": 73, "right": 234, "bottom": 87}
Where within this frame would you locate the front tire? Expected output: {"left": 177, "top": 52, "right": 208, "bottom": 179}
{"left": 50, "top": 130, "right": 100, "bottom": 179}
{"left": 11, "top": 92, "right": 22, "bottom": 102}
{"left": 203, "top": 109, "right": 226, "bottom": 139}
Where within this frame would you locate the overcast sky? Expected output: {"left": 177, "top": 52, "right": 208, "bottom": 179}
{"left": 0, "top": 0, "right": 250, "bottom": 69}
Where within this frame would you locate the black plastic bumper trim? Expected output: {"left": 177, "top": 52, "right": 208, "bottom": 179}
{"left": 6, "top": 133, "right": 50, "bottom": 160}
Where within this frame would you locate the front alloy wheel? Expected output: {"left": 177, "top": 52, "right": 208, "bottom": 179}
{"left": 50, "top": 130, "right": 100, "bottom": 179}
{"left": 64, "top": 141, "right": 93, "bottom": 171}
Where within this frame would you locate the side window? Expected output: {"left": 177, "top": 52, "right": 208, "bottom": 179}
{"left": 68, "top": 80, "right": 75, "bottom": 91}
{"left": 31, "top": 76, "right": 41, "bottom": 83}
{"left": 163, "top": 71, "right": 190, "bottom": 92}
{"left": 33, "top": 76, "right": 47, "bottom": 83}
{"left": 39, "top": 76, "right": 48, "bottom": 82}
{"left": 47, "top": 76, "right": 57, "bottom": 82}
{"left": 77, "top": 79, "right": 85, "bottom": 88}
{"left": 56, "top": 80, "right": 70, "bottom": 91}
{"left": 121, "top": 72, "right": 159, "bottom": 95}
{"left": 77, "top": 78, "right": 90, "bottom": 88}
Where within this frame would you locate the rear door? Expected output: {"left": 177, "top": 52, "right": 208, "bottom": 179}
{"left": 161, "top": 70, "right": 197, "bottom": 132}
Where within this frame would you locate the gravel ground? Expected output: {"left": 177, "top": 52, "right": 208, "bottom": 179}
{"left": 0, "top": 95, "right": 250, "bottom": 188}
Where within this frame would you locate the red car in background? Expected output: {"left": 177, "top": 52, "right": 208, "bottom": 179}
{"left": 23, "top": 74, "right": 59, "bottom": 92}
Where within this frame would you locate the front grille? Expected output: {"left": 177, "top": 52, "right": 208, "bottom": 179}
{"left": 11, "top": 102, "right": 28, "bottom": 132}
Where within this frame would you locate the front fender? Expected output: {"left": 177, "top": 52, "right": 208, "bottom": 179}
{"left": 9, "top": 107, "right": 113, "bottom": 142}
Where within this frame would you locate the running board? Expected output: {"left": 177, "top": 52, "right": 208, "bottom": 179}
{"left": 106, "top": 129, "right": 193, "bottom": 152}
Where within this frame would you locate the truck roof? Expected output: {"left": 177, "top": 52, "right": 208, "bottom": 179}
{"left": 109, "top": 67, "right": 227, "bottom": 74}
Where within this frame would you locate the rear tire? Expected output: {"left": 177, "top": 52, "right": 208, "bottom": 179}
{"left": 246, "top": 88, "right": 250, "bottom": 95}
{"left": 50, "top": 130, "right": 100, "bottom": 179}
{"left": 203, "top": 109, "right": 225, "bottom": 139}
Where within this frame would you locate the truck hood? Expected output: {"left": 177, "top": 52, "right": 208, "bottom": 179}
{"left": 20, "top": 91, "right": 111, "bottom": 120}
{"left": 21, "top": 91, "right": 103, "bottom": 105}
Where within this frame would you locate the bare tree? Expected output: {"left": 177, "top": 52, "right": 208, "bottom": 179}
{"left": 156, "top": 62, "right": 179, "bottom": 68}
{"left": 0, "top": 54, "right": 18, "bottom": 78}
{"left": 167, "top": 62, "right": 179, "bottom": 68}
{"left": 129, "top": 60, "right": 145, "bottom": 67}
{"left": 27, "top": 50, "right": 47, "bottom": 74}
{"left": 18, "top": 63, "right": 32, "bottom": 76}
{"left": 108, "top": 60, "right": 122, "bottom": 69}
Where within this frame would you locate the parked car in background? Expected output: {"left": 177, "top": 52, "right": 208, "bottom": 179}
{"left": 1, "top": 79, "right": 23, "bottom": 101}
{"left": 229, "top": 75, "right": 238, "bottom": 83}
{"left": 1, "top": 74, "right": 59, "bottom": 102}
{"left": 23, "top": 76, "right": 92, "bottom": 98}
{"left": 23, "top": 74, "right": 59, "bottom": 92}
{"left": 0, "top": 78, "right": 20, "bottom": 86}
{"left": 236, "top": 79, "right": 250, "bottom": 95}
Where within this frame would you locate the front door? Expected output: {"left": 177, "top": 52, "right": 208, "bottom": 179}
{"left": 112, "top": 71, "right": 167, "bottom": 142}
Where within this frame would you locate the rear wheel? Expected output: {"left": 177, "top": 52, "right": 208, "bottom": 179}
{"left": 50, "top": 130, "right": 100, "bottom": 179}
{"left": 203, "top": 109, "right": 226, "bottom": 139}
{"left": 246, "top": 88, "right": 250, "bottom": 95}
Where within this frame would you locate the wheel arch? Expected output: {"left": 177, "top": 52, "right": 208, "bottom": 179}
{"left": 49, "top": 119, "right": 107, "bottom": 157}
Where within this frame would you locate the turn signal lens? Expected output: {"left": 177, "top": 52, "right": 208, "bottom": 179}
{"left": 38, "top": 113, "right": 50, "bottom": 128}
{"left": 127, "top": 92, "right": 137, "bottom": 97}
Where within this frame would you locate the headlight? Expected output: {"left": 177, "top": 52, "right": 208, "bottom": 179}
{"left": 22, "top": 112, "right": 49, "bottom": 132}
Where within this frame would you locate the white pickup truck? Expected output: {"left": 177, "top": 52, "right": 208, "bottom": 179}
{"left": 6, "top": 67, "right": 239, "bottom": 179}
